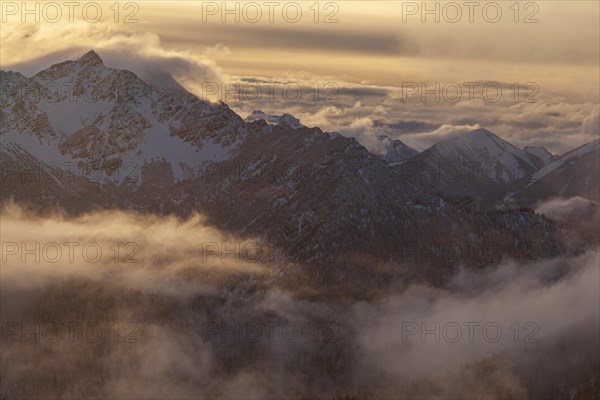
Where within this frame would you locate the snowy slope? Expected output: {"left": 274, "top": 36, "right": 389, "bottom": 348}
{"left": 400, "top": 128, "right": 548, "bottom": 208}
{"left": 510, "top": 138, "right": 600, "bottom": 206}
{"left": 1, "top": 51, "right": 246, "bottom": 183}
{"left": 524, "top": 146, "right": 557, "bottom": 166}
{"left": 420, "top": 129, "right": 544, "bottom": 183}
{"left": 379, "top": 137, "right": 419, "bottom": 164}
{"left": 527, "top": 139, "right": 599, "bottom": 186}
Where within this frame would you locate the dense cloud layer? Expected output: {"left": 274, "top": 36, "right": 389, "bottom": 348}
{"left": 2, "top": 12, "right": 599, "bottom": 155}
{"left": 1, "top": 206, "right": 598, "bottom": 399}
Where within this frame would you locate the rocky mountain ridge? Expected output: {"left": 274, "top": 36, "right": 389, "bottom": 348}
{"left": 1, "top": 51, "right": 593, "bottom": 295}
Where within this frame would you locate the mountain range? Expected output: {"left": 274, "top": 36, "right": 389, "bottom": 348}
{"left": 1, "top": 50, "right": 597, "bottom": 294}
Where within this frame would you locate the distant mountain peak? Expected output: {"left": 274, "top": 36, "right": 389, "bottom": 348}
{"left": 245, "top": 110, "right": 305, "bottom": 129}
{"left": 469, "top": 128, "right": 494, "bottom": 136}
{"left": 406, "top": 127, "right": 550, "bottom": 207}
{"left": 376, "top": 136, "right": 419, "bottom": 164}
{"left": 278, "top": 113, "right": 304, "bottom": 129}
{"left": 77, "top": 50, "right": 104, "bottom": 67}
{"left": 465, "top": 128, "right": 506, "bottom": 144}
{"left": 459, "top": 128, "right": 498, "bottom": 142}
{"left": 432, "top": 128, "right": 514, "bottom": 154}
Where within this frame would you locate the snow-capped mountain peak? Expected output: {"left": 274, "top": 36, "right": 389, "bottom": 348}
{"left": 78, "top": 50, "right": 104, "bottom": 66}
{"left": 1, "top": 50, "right": 246, "bottom": 183}
{"left": 423, "top": 128, "right": 545, "bottom": 180}
{"left": 376, "top": 135, "right": 419, "bottom": 164}
{"left": 400, "top": 128, "right": 550, "bottom": 208}
{"left": 245, "top": 110, "right": 306, "bottom": 129}
{"left": 442, "top": 128, "right": 524, "bottom": 156}
{"left": 278, "top": 113, "right": 305, "bottom": 129}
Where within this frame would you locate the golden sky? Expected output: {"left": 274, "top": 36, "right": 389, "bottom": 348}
{"left": 1, "top": 1, "right": 599, "bottom": 152}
